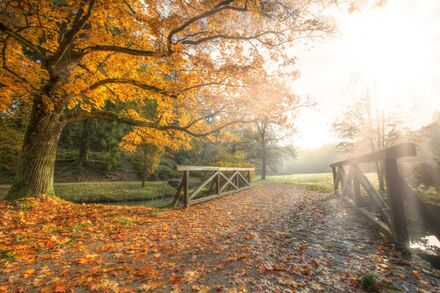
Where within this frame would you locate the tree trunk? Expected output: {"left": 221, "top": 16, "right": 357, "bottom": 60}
{"left": 141, "top": 175, "right": 146, "bottom": 187}
{"left": 261, "top": 138, "right": 266, "bottom": 180}
{"left": 6, "top": 100, "right": 65, "bottom": 200}
{"left": 79, "top": 120, "right": 91, "bottom": 167}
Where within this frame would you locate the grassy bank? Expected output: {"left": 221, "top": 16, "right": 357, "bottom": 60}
{"left": 0, "top": 181, "right": 176, "bottom": 203}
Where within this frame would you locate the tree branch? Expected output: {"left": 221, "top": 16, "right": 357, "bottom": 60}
{"left": 89, "top": 78, "right": 176, "bottom": 98}
{"left": 167, "top": 0, "right": 247, "bottom": 52}
{"left": 64, "top": 111, "right": 255, "bottom": 137}
{"left": 181, "top": 30, "right": 288, "bottom": 45}
{"left": 0, "top": 22, "right": 46, "bottom": 61}
{"left": 78, "top": 45, "right": 157, "bottom": 57}
{"left": 50, "top": 0, "right": 96, "bottom": 65}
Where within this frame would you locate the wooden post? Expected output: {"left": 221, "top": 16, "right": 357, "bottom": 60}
{"left": 247, "top": 171, "right": 251, "bottom": 187}
{"left": 347, "top": 168, "right": 355, "bottom": 199}
{"left": 384, "top": 158, "right": 409, "bottom": 251}
{"left": 235, "top": 172, "right": 239, "bottom": 189}
{"left": 171, "top": 178, "right": 184, "bottom": 207}
{"left": 216, "top": 171, "right": 220, "bottom": 194}
{"left": 183, "top": 170, "right": 189, "bottom": 209}
{"left": 332, "top": 167, "right": 338, "bottom": 195}
{"left": 352, "top": 169, "right": 362, "bottom": 206}
{"left": 339, "top": 167, "right": 346, "bottom": 196}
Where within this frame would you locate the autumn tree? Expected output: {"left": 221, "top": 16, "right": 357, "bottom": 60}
{"left": 127, "top": 143, "right": 164, "bottom": 187}
{"left": 0, "top": 0, "right": 334, "bottom": 199}
{"left": 235, "top": 75, "right": 307, "bottom": 179}
{"left": 333, "top": 94, "right": 405, "bottom": 192}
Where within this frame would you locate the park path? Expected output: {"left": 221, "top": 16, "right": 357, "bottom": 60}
{"left": 1, "top": 184, "right": 439, "bottom": 292}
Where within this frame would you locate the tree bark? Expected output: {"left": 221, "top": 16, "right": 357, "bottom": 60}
{"left": 6, "top": 99, "right": 65, "bottom": 200}
{"left": 261, "top": 138, "right": 266, "bottom": 180}
{"left": 141, "top": 173, "right": 146, "bottom": 187}
{"left": 79, "top": 120, "right": 91, "bottom": 167}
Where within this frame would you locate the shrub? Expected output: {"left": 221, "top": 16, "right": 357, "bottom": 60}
{"left": 412, "top": 162, "right": 440, "bottom": 190}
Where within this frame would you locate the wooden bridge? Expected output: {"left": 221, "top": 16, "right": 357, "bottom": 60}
{"left": 171, "top": 166, "right": 254, "bottom": 208}
{"left": 330, "top": 143, "right": 440, "bottom": 252}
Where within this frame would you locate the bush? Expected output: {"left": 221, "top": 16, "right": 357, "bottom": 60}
{"left": 412, "top": 162, "right": 440, "bottom": 190}
{"left": 153, "top": 159, "right": 180, "bottom": 180}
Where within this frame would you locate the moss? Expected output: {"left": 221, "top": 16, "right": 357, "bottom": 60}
{"left": 361, "top": 272, "right": 379, "bottom": 292}
{"left": 5, "top": 180, "right": 33, "bottom": 200}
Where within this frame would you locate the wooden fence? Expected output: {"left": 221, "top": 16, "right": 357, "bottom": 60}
{"left": 171, "top": 166, "right": 254, "bottom": 208}
{"left": 330, "top": 143, "right": 440, "bottom": 251}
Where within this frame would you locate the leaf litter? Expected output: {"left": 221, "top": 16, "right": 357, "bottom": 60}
{"left": 1, "top": 184, "right": 439, "bottom": 292}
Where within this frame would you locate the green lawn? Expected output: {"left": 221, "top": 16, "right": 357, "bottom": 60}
{"left": 253, "top": 173, "right": 378, "bottom": 193}
{"left": 253, "top": 173, "right": 335, "bottom": 193}
{"left": 0, "top": 181, "right": 176, "bottom": 203}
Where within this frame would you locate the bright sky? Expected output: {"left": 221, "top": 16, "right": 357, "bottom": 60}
{"left": 291, "top": 0, "right": 440, "bottom": 149}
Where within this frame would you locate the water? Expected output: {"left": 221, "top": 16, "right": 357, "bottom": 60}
{"left": 105, "top": 197, "right": 173, "bottom": 208}
{"left": 410, "top": 235, "right": 440, "bottom": 252}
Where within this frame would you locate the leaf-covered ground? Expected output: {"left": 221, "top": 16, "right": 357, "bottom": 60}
{"left": 1, "top": 184, "right": 439, "bottom": 292}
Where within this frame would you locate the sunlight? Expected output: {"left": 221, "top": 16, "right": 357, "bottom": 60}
{"left": 342, "top": 1, "right": 439, "bottom": 113}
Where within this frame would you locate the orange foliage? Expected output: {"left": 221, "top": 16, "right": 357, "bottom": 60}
{"left": 0, "top": 0, "right": 332, "bottom": 150}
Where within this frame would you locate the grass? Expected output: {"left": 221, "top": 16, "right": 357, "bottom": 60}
{"left": 253, "top": 173, "right": 379, "bottom": 193}
{"left": 253, "top": 173, "right": 335, "bottom": 192}
{"left": 0, "top": 181, "right": 176, "bottom": 203}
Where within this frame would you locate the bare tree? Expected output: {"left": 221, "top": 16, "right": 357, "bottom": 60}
{"left": 333, "top": 94, "right": 404, "bottom": 192}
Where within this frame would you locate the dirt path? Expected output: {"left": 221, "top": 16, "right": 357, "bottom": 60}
{"left": 1, "top": 184, "right": 439, "bottom": 292}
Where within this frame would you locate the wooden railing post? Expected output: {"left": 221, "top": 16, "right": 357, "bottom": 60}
{"left": 352, "top": 168, "right": 362, "bottom": 206}
{"left": 384, "top": 158, "right": 409, "bottom": 251}
{"left": 340, "top": 167, "right": 349, "bottom": 196}
{"left": 183, "top": 170, "right": 189, "bottom": 209}
{"left": 235, "top": 172, "right": 238, "bottom": 189}
{"left": 216, "top": 171, "right": 220, "bottom": 194}
{"left": 332, "top": 167, "right": 338, "bottom": 195}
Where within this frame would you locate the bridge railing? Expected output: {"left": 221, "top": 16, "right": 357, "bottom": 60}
{"left": 330, "top": 143, "right": 440, "bottom": 251}
{"left": 171, "top": 166, "right": 254, "bottom": 208}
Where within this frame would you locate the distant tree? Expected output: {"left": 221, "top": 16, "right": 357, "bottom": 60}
{"left": 333, "top": 94, "right": 404, "bottom": 192}
{"left": 425, "top": 114, "right": 440, "bottom": 160}
{"left": 0, "top": 102, "right": 28, "bottom": 178}
{"left": 59, "top": 119, "right": 129, "bottom": 172}
{"left": 130, "top": 144, "right": 164, "bottom": 187}
{"left": 253, "top": 121, "right": 297, "bottom": 179}
{"left": 121, "top": 129, "right": 174, "bottom": 187}
{"left": 235, "top": 76, "right": 307, "bottom": 179}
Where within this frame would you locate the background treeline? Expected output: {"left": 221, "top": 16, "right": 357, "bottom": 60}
{"left": 0, "top": 104, "right": 293, "bottom": 184}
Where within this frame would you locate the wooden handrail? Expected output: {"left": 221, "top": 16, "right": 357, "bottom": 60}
{"left": 175, "top": 165, "right": 255, "bottom": 171}
{"left": 329, "top": 143, "right": 416, "bottom": 167}
{"left": 330, "top": 142, "right": 440, "bottom": 257}
{"left": 172, "top": 166, "right": 254, "bottom": 208}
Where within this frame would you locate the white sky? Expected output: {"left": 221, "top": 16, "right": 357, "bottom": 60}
{"left": 290, "top": 0, "right": 440, "bottom": 149}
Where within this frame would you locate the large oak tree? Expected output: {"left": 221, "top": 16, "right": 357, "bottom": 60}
{"left": 0, "top": 0, "right": 333, "bottom": 199}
